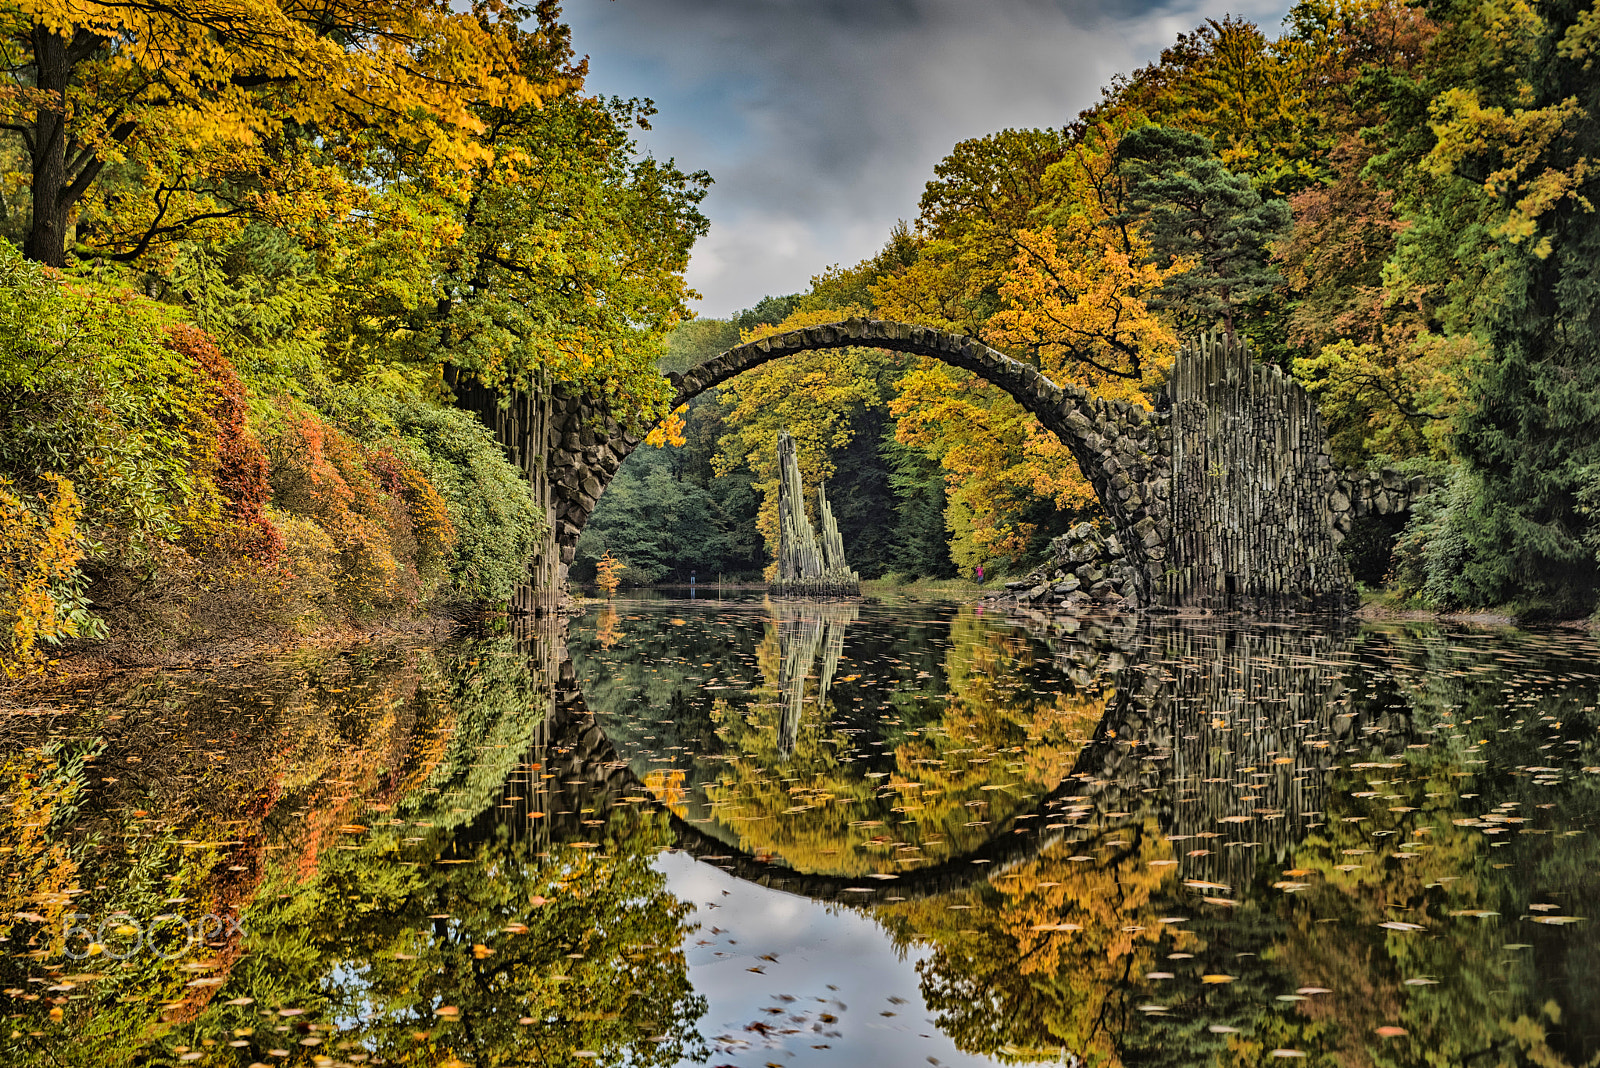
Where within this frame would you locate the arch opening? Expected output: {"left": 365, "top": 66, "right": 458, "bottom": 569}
{"left": 561, "top": 318, "right": 1169, "bottom": 604}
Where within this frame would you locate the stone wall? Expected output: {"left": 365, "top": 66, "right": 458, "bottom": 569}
{"left": 1329, "top": 467, "right": 1433, "bottom": 544}
{"left": 1004, "top": 522, "right": 1139, "bottom": 610}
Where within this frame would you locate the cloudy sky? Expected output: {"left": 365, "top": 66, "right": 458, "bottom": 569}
{"left": 563, "top": 0, "right": 1294, "bottom": 318}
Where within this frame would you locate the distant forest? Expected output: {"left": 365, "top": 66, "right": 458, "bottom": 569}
{"left": 579, "top": 0, "right": 1600, "bottom": 617}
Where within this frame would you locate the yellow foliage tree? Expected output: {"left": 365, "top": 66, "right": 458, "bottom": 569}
{"left": 881, "top": 128, "right": 1185, "bottom": 568}
{"left": 0, "top": 472, "right": 90, "bottom": 676}
{"left": 0, "top": 0, "right": 575, "bottom": 265}
{"left": 595, "top": 550, "right": 623, "bottom": 596}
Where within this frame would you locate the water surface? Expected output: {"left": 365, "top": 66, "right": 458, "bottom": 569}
{"left": 2, "top": 598, "right": 1597, "bottom": 1067}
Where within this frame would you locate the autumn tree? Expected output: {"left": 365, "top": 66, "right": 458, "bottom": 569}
{"left": 1427, "top": 0, "right": 1600, "bottom": 611}
{"left": 0, "top": 0, "right": 577, "bottom": 266}
{"left": 873, "top": 127, "right": 1071, "bottom": 335}
{"left": 349, "top": 90, "right": 710, "bottom": 416}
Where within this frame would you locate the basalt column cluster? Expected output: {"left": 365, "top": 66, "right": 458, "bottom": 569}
{"left": 773, "top": 431, "right": 859, "bottom": 598}
{"left": 1163, "top": 332, "right": 1355, "bottom": 612}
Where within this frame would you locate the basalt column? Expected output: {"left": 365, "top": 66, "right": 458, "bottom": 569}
{"left": 773, "top": 431, "right": 859, "bottom": 597}
{"left": 447, "top": 370, "right": 560, "bottom": 614}
{"left": 1163, "top": 332, "right": 1354, "bottom": 611}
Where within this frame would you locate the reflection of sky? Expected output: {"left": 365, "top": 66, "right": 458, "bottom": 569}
{"left": 656, "top": 850, "right": 1004, "bottom": 1067}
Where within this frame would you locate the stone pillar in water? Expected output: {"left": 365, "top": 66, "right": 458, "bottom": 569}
{"left": 774, "top": 431, "right": 859, "bottom": 596}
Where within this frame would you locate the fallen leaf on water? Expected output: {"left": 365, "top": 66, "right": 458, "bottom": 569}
{"left": 1403, "top": 978, "right": 1438, "bottom": 986}
{"left": 1532, "top": 916, "right": 1583, "bottom": 925}
{"left": 1271, "top": 1050, "right": 1306, "bottom": 1058}
{"left": 472, "top": 944, "right": 494, "bottom": 959}
{"left": 1379, "top": 921, "right": 1425, "bottom": 931}
{"left": 1375, "top": 1026, "right": 1408, "bottom": 1037}
{"left": 436, "top": 1005, "right": 460, "bottom": 1017}
{"left": 1204, "top": 897, "right": 1239, "bottom": 908}
{"left": 1201, "top": 975, "right": 1236, "bottom": 984}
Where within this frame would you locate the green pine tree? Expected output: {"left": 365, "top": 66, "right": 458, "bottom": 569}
{"left": 1115, "top": 125, "right": 1291, "bottom": 339}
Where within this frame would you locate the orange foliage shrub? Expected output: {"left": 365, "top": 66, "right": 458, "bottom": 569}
{"left": 164, "top": 325, "right": 283, "bottom": 564}
{"left": 0, "top": 474, "right": 89, "bottom": 677}
{"left": 266, "top": 411, "right": 456, "bottom": 620}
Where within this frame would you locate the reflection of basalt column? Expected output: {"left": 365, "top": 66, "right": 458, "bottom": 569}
{"left": 772, "top": 599, "right": 860, "bottom": 757}
{"left": 1033, "top": 617, "right": 1368, "bottom": 892}
{"left": 776, "top": 616, "right": 823, "bottom": 757}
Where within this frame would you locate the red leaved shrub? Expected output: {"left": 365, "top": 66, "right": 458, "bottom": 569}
{"left": 164, "top": 325, "right": 283, "bottom": 564}
{"left": 266, "top": 411, "right": 456, "bottom": 620}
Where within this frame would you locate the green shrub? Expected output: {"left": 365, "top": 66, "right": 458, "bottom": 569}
{"left": 0, "top": 242, "right": 220, "bottom": 555}
{"left": 389, "top": 403, "right": 547, "bottom": 604}
{"left": 1391, "top": 469, "right": 1480, "bottom": 609}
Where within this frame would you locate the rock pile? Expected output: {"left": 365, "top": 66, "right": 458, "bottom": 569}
{"left": 993, "top": 522, "right": 1138, "bottom": 610}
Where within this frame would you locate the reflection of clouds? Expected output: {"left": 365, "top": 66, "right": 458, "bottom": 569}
{"left": 655, "top": 851, "right": 1001, "bottom": 1067}
{"left": 566, "top": 0, "right": 1294, "bottom": 314}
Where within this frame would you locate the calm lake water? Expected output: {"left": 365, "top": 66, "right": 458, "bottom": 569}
{"left": 2, "top": 594, "right": 1598, "bottom": 1067}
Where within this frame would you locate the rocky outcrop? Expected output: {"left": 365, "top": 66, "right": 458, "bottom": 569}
{"left": 1002, "top": 522, "right": 1139, "bottom": 610}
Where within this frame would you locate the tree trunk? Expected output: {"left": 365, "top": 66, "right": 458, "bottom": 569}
{"left": 26, "top": 26, "right": 72, "bottom": 267}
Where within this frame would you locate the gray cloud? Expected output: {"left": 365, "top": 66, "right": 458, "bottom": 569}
{"left": 564, "top": 0, "right": 1292, "bottom": 316}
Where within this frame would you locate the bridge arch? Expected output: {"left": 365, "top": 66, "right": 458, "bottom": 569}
{"left": 554, "top": 318, "right": 1171, "bottom": 604}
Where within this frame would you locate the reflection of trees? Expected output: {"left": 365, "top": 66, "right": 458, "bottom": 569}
{"left": 690, "top": 606, "right": 1105, "bottom": 878}
{"left": 873, "top": 620, "right": 1600, "bottom": 1068}
{"left": 198, "top": 803, "right": 704, "bottom": 1068}
{"left": 0, "top": 621, "right": 707, "bottom": 1068}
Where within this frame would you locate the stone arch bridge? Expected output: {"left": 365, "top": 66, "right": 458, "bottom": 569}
{"left": 453, "top": 318, "right": 1356, "bottom": 611}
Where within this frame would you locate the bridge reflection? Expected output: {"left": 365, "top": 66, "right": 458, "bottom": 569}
{"left": 487, "top": 607, "right": 1387, "bottom": 905}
